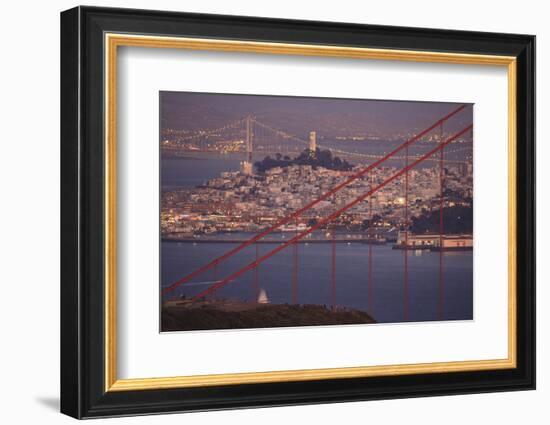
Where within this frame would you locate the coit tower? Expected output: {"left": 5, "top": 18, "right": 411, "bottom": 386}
{"left": 309, "top": 131, "right": 317, "bottom": 152}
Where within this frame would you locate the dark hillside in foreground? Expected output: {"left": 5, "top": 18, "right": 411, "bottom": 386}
{"left": 162, "top": 301, "right": 375, "bottom": 332}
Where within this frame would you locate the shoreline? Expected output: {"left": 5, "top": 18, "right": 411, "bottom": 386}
{"left": 162, "top": 237, "right": 385, "bottom": 244}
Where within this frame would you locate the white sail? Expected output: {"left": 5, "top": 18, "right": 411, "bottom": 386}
{"left": 257, "top": 288, "right": 270, "bottom": 304}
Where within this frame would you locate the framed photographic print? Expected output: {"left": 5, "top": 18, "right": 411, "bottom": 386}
{"left": 60, "top": 6, "right": 535, "bottom": 419}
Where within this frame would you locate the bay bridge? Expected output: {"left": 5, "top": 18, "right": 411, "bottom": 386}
{"left": 162, "top": 114, "right": 473, "bottom": 167}
{"left": 162, "top": 105, "right": 473, "bottom": 322}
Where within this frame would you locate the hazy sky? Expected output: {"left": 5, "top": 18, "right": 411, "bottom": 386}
{"left": 160, "top": 91, "right": 472, "bottom": 137}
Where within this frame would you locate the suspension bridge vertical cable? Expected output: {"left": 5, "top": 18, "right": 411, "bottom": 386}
{"left": 368, "top": 170, "right": 373, "bottom": 314}
{"left": 331, "top": 196, "right": 337, "bottom": 311}
{"left": 292, "top": 217, "right": 298, "bottom": 304}
{"left": 438, "top": 123, "right": 445, "bottom": 320}
{"left": 404, "top": 141, "right": 409, "bottom": 321}
{"left": 254, "top": 243, "right": 259, "bottom": 302}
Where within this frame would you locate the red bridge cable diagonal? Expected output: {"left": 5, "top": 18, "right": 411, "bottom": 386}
{"left": 162, "top": 104, "right": 468, "bottom": 296}
{"left": 191, "top": 124, "right": 473, "bottom": 301}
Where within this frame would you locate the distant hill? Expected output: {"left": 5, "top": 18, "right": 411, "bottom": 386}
{"left": 411, "top": 205, "right": 473, "bottom": 234}
{"left": 255, "top": 148, "right": 353, "bottom": 173}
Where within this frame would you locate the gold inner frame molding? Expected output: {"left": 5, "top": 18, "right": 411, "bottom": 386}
{"left": 104, "top": 33, "right": 517, "bottom": 392}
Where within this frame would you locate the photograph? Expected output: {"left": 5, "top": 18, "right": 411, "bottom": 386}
{"left": 159, "top": 92, "right": 474, "bottom": 331}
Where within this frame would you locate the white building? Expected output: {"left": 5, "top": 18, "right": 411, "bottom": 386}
{"left": 309, "top": 131, "right": 317, "bottom": 152}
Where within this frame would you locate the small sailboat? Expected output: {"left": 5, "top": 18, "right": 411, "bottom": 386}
{"left": 257, "top": 288, "right": 270, "bottom": 304}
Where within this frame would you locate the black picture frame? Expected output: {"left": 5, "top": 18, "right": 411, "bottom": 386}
{"left": 61, "top": 5, "right": 535, "bottom": 419}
